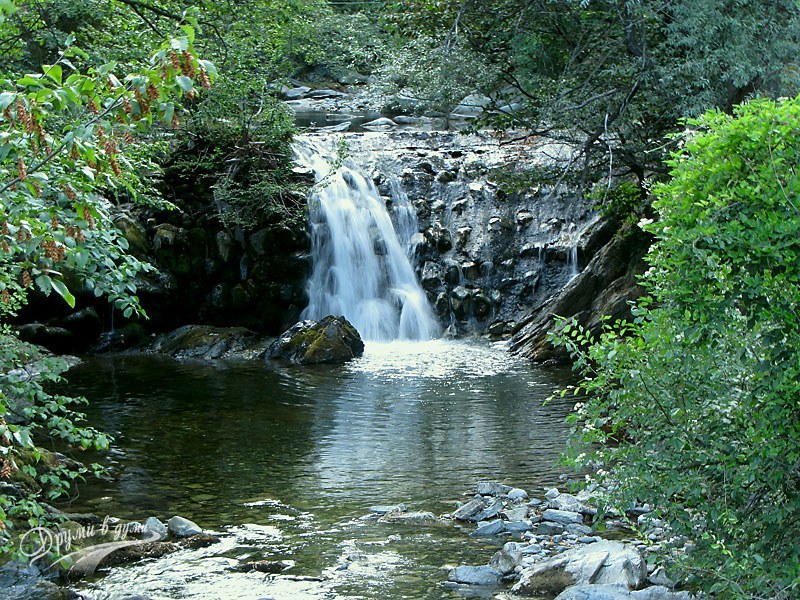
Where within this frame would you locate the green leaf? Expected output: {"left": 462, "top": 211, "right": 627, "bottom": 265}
{"left": 175, "top": 76, "right": 193, "bottom": 93}
{"left": 51, "top": 279, "right": 76, "bottom": 308}
{"left": 43, "top": 64, "right": 62, "bottom": 85}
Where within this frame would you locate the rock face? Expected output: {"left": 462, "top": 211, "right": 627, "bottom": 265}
{"left": 299, "top": 131, "right": 604, "bottom": 338}
{"left": 554, "top": 584, "right": 694, "bottom": 600}
{"left": 267, "top": 316, "right": 364, "bottom": 364}
{"left": 511, "top": 222, "right": 650, "bottom": 362}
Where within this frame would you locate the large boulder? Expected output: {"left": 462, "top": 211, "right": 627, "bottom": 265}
{"left": 146, "top": 325, "right": 263, "bottom": 359}
{"left": 267, "top": 316, "right": 364, "bottom": 365}
{"left": 513, "top": 541, "right": 647, "bottom": 596}
{"left": 554, "top": 584, "right": 694, "bottom": 600}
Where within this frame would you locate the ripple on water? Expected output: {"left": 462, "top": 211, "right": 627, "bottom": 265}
{"left": 65, "top": 339, "right": 575, "bottom": 599}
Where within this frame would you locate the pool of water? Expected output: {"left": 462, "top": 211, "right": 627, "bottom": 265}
{"left": 62, "top": 340, "right": 575, "bottom": 599}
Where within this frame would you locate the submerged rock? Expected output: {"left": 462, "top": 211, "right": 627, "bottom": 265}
{"left": 267, "top": 316, "right": 364, "bottom": 365}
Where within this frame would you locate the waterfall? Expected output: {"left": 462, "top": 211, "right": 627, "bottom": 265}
{"left": 294, "top": 136, "right": 440, "bottom": 342}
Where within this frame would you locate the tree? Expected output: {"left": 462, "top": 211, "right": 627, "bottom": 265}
{"left": 0, "top": 0, "right": 214, "bottom": 554}
{"left": 379, "top": 1, "right": 800, "bottom": 194}
{"left": 551, "top": 97, "right": 800, "bottom": 598}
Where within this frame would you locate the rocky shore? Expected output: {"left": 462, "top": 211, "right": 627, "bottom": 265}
{"left": 368, "top": 481, "right": 694, "bottom": 600}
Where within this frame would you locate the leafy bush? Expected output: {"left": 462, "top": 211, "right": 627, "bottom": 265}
{"left": 0, "top": 2, "right": 214, "bottom": 555}
{"left": 550, "top": 97, "right": 800, "bottom": 598}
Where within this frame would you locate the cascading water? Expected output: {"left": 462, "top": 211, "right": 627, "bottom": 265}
{"left": 294, "top": 136, "right": 440, "bottom": 341}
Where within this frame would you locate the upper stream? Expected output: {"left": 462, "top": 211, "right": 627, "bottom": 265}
{"left": 65, "top": 341, "right": 574, "bottom": 599}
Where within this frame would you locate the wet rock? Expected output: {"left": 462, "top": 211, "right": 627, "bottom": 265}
{"left": 490, "top": 549, "right": 521, "bottom": 575}
{"left": 554, "top": 584, "right": 694, "bottom": 600}
{"left": 421, "top": 261, "right": 443, "bottom": 290}
{"left": 505, "top": 521, "right": 534, "bottom": 533}
{"left": 305, "top": 89, "right": 349, "bottom": 99}
{"left": 448, "top": 565, "right": 502, "bottom": 586}
{"left": 60, "top": 307, "right": 102, "bottom": 342}
{"left": 282, "top": 86, "right": 311, "bottom": 100}
{"left": 267, "top": 316, "right": 364, "bottom": 365}
{"left": 369, "top": 504, "right": 407, "bottom": 515}
{"left": 453, "top": 498, "right": 486, "bottom": 521}
{"left": 178, "top": 533, "right": 221, "bottom": 549}
{"left": 477, "top": 481, "right": 513, "bottom": 496}
{"left": 236, "top": 560, "right": 293, "bottom": 573}
{"left": 474, "top": 497, "right": 505, "bottom": 521}
{"left": 147, "top": 325, "right": 260, "bottom": 360}
{"left": 471, "top": 519, "right": 505, "bottom": 536}
{"left": 114, "top": 212, "right": 150, "bottom": 258}
{"left": 143, "top": 517, "right": 168, "bottom": 538}
{"left": 167, "top": 516, "right": 202, "bottom": 537}
{"left": 507, "top": 488, "right": 529, "bottom": 502}
{"left": 488, "top": 321, "right": 507, "bottom": 336}
{"left": 537, "top": 522, "right": 566, "bottom": 536}
{"left": 542, "top": 509, "right": 584, "bottom": 525}
{"left": 513, "top": 541, "right": 647, "bottom": 596}
{"left": 451, "top": 94, "right": 491, "bottom": 119}
{"left": 462, "top": 261, "right": 481, "bottom": 280}
{"left": 16, "top": 323, "right": 73, "bottom": 354}
{"left": 511, "top": 222, "right": 650, "bottom": 362}
{"left": 379, "top": 511, "right": 439, "bottom": 525}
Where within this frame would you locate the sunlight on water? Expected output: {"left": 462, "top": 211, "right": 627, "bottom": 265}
{"left": 351, "top": 339, "right": 525, "bottom": 380}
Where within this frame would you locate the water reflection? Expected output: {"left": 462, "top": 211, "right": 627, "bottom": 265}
{"left": 65, "top": 340, "right": 574, "bottom": 599}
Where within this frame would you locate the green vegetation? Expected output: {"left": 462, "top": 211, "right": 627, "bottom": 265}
{"left": 551, "top": 98, "right": 800, "bottom": 598}
{"left": 0, "top": 1, "right": 214, "bottom": 553}
{"left": 0, "top": 1, "right": 798, "bottom": 594}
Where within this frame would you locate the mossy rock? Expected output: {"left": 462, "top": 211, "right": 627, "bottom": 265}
{"left": 267, "top": 316, "right": 364, "bottom": 365}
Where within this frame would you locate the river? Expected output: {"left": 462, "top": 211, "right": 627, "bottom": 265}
{"left": 63, "top": 340, "right": 574, "bottom": 599}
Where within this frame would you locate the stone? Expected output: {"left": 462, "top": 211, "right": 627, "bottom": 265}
{"left": 451, "top": 94, "right": 492, "bottom": 118}
{"left": 551, "top": 492, "right": 597, "bottom": 515}
{"left": 566, "top": 524, "right": 594, "bottom": 536}
{"left": 267, "top": 316, "right": 364, "bottom": 365}
{"left": 474, "top": 497, "right": 504, "bottom": 521}
{"left": 305, "top": 89, "right": 349, "bottom": 99}
{"left": 501, "top": 506, "right": 529, "bottom": 522}
{"left": 378, "top": 511, "right": 438, "bottom": 525}
{"left": 143, "top": 517, "right": 168, "bottom": 538}
{"left": 505, "top": 520, "right": 533, "bottom": 533}
{"left": 421, "top": 261, "right": 443, "bottom": 290}
{"left": 167, "top": 516, "right": 202, "bottom": 537}
{"left": 447, "top": 565, "right": 502, "bottom": 586}
{"left": 477, "top": 482, "right": 513, "bottom": 496}
{"left": 554, "top": 584, "right": 694, "bottom": 600}
{"left": 147, "top": 325, "right": 258, "bottom": 360}
{"left": 362, "top": 117, "right": 397, "bottom": 129}
{"left": 471, "top": 519, "right": 505, "bottom": 536}
{"left": 113, "top": 212, "right": 150, "bottom": 258}
{"left": 542, "top": 509, "right": 584, "bottom": 525}
{"left": 453, "top": 497, "right": 485, "bottom": 521}
{"left": 282, "top": 86, "right": 311, "bottom": 100}
{"left": 513, "top": 541, "right": 648, "bottom": 596}
{"left": 236, "top": 560, "right": 293, "bottom": 574}
{"left": 490, "top": 549, "right": 520, "bottom": 575}
{"left": 647, "top": 567, "right": 677, "bottom": 588}
{"left": 507, "top": 488, "right": 529, "bottom": 501}
{"left": 369, "top": 504, "right": 406, "bottom": 515}
{"left": 516, "top": 210, "right": 535, "bottom": 225}
{"left": 545, "top": 488, "right": 561, "bottom": 500}
{"left": 537, "top": 522, "right": 565, "bottom": 536}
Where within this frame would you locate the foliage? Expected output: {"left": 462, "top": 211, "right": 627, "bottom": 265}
{"left": 549, "top": 97, "right": 800, "bottom": 598}
{"left": 163, "top": 80, "right": 303, "bottom": 230}
{"left": 0, "top": 0, "right": 214, "bottom": 554}
{"left": 377, "top": 0, "right": 800, "bottom": 197}
{"left": 375, "top": 34, "right": 500, "bottom": 115}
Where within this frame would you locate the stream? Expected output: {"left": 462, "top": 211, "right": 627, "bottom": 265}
{"left": 64, "top": 341, "right": 574, "bottom": 599}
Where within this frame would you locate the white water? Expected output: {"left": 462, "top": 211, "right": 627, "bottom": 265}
{"left": 294, "top": 136, "right": 440, "bottom": 341}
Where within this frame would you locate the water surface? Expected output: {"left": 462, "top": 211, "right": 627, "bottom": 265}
{"left": 64, "top": 340, "right": 574, "bottom": 599}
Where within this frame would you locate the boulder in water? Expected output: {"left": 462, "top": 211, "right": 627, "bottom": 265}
{"left": 267, "top": 316, "right": 364, "bottom": 365}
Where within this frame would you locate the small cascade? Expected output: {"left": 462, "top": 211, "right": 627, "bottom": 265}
{"left": 294, "top": 136, "right": 440, "bottom": 342}
{"left": 387, "top": 176, "right": 421, "bottom": 261}
{"left": 567, "top": 245, "right": 579, "bottom": 280}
